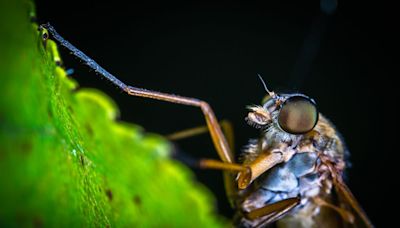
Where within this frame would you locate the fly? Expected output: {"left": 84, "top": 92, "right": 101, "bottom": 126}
{"left": 39, "top": 23, "right": 373, "bottom": 228}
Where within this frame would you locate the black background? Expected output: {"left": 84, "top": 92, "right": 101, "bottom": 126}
{"left": 35, "top": 0, "right": 394, "bottom": 226}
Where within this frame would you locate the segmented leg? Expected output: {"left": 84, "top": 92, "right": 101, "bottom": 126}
{"left": 165, "top": 120, "right": 239, "bottom": 204}
{"left": 245, "top": 197, "right": 300, "bottom": 227}
{"left": 40, "top": 23, "right": 233, "bottom": 163}
{"left": 313, "top": 197, "right": 354, "bottom": 223}
{"left": 166, "top": 119, "right": 235, "bottom": 155}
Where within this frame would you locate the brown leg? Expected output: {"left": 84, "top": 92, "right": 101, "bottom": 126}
{"left": 237, "top": 149, "right": 285, "bottom": 189}
{"left": 166, "top": 121, "right": 246, "bottom": 180}
{"left": 166, "top": 125, "right": 212, "bottom": 140}
{"left": 40, "top": 23, "right": 233, "bottom": 164}
{"left": 126, "top": 87, "right": 233, "bottom": 163}
{"left": 313, "top": 197, "right": 355, "bottom": 224}
{"left": 165, "top": 120, "right": 239, "bottom": 206}
{"left": 198, "top": 159, "right": 248, "bottom": 173}
{"left": 245, "top": 197, "right": 300, "bottom": 225}
{"left": 166, "top": 119, "right": 235, "bottom": 155}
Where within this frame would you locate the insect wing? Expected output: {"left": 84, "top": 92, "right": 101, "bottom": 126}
{"left": 333, "top": 176, "right": 374, "bottom": 228}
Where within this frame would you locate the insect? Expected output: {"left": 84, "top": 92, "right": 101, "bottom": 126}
{"left": 39, "top": 23, "right": 373, "bottom": 228}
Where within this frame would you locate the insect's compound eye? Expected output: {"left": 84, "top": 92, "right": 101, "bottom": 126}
{"left": 278, "top": 96, "right": 318, "bottom": 134}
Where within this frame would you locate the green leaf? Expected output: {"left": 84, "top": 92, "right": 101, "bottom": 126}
{"left": 0, "top": 1, "right": 225, "bottom": 227}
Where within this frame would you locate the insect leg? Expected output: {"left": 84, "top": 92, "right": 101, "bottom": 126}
{"left": 126, "top": 88, "right": 234, "bottom": 163}
{"left": 237, "top": 150, "right": 285, "bottom": 189}
{"left": 170, "top": 149, "right": 247, "bottom": 173}
{"left": 39, "top": 23, "right": 233, "bottom": 164}
{"left": 166, "top": 119, "right": 235, "bottom": 154}
{"left": 321, "top": 157, "right": 374, "bottom": 228}
{"left": 166, "top": 120, "right": 238, "bottom": 206}
{"left": 244, "top": 197, "right": 300, "bottom": 225}
{"left": 313, "top": 197, "right": 355, "bottom": 224}
{"left": 168, "top": 121, "right": 240, "bottom": 173}
{"left": 166, "top": 125, "right": 217, "bottom": 140}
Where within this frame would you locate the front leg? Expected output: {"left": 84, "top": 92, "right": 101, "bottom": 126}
{"left": 39, "top": 23, "right": 233, "bottom": 164}
{"left": 237, "top": 146, "right": 296, "bottom": 189}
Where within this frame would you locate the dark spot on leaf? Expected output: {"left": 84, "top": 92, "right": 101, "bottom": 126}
{"left": 55, "top": 60, "right": 62, "bottom": 67}
{"left": 133, "top": 195, "right": 142, "bottom": 206}
{"left": 20, "top": 141, "right": 33, "bottom": 154}
{"left": 33, "top": 216, "right": 43, "bottom": 228}
{"left": 106, "top": 189, "right": 113, "bottom": 201}
{"left": 15, "top": 211, "right": 27, "bottom": 225}
{"left": 47, "top": 107, "right": 53, "bottom": 119}
{"left": 79, "top": 154, "right": 85, "bottom": 167}
{"left": 85, "top": 123, "right": 93, "bottom": 136}
{"left": 67, "top": 105, "right": 73, "bottom": 114}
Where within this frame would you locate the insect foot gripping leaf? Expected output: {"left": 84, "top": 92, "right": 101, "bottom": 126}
{"left": 0, "top": 1, "right": 225, "bottom": 227}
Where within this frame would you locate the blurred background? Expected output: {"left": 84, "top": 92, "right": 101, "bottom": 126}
{"left": 34, "top": 0, "right": 394, "bottom": 226}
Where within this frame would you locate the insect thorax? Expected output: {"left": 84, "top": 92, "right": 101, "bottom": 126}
{"left": 235, "top": 114, "right": 347, "bottom": 227}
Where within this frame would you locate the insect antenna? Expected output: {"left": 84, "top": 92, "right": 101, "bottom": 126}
{"left": 257, "top": 74, "right": 276, "bottom": 98}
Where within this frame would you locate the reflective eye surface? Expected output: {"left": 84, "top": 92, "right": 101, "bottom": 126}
{"left": 278, "top": 96, "right": 318, "bottom": 134}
